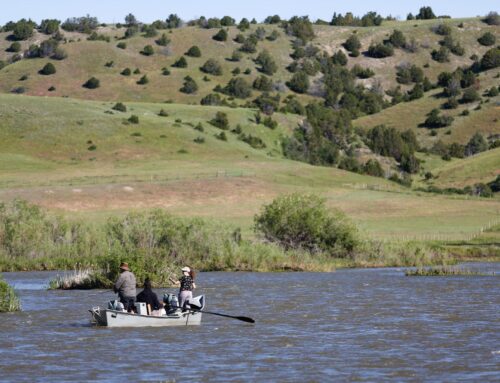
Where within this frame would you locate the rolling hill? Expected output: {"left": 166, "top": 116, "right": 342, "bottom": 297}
{"left": 0, "top": 14, "right": 499, "bottom": 243}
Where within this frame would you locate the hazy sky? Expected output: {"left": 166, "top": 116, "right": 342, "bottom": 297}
{"left": 1, "top": 0, "right": 497, "bottom": 25}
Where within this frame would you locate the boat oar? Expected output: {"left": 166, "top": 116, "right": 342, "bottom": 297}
{"left": 196, "top": 310, "right": 255, "bottom": 324}
{"left": 189, "top": 303, "right": 255, "bottom": 323}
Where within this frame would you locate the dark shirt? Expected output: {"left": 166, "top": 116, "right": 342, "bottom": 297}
{"left": 136, "top": 288, "right": 162, "bottom": 310}
{"left": 179, "top": 275, "right": 194, "bottom": 292}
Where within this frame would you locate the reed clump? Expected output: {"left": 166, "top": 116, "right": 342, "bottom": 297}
{"left": 405, "top": 266, "right": 495, "bottom": 276}
{"left": 0, "top": 275, "right": 21, "bottom": 312}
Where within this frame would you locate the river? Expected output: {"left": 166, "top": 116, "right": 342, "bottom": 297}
{"left": 1, "top": 264, "right": 499, "bottom": 382}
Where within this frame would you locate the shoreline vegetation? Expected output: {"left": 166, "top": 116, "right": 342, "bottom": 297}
{"left": 405, "top": 266, "right": 497, "bottom": 276}
{"left": 0, "top": 274, "right": 21, "bottom": 312}
{"left": 0, "top": 199, "right": 496, "bottom": 289}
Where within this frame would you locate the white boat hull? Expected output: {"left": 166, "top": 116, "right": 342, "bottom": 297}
{"left": 90, "top": 295, "right": 205, "bottom": 327}
{"left": 90, "top": 308, "right": 202, "bottom": 327}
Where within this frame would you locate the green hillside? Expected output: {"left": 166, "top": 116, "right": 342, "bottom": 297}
{"left": 0, "top": 14, "right": 499, "bottom": 245}
{"left": 354, "top": 69, "right": 500, "bottom": 146}
{"left": 0, "top": 93, "right": 498, "bottom": 241}
{"left": 419, "top": 148, "right": 500, "bottom": 188}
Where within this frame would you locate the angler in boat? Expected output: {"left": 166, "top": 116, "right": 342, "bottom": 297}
{"left": 113, "top": 262, "right": 136, "bottom": 312}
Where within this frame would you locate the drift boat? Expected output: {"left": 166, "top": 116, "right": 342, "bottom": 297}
{"left": 89, "top": 295, "right": 205, "bottom": 327}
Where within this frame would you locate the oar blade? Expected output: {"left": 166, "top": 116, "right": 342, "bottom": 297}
{"left": 236, "top": 316, "right": 255, "bottom": 323}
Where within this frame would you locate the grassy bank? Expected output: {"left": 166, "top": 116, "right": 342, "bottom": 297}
{"left": 0, "top": 275, "right": 21, "bottom": 312}
{"left": 0, "top": 200, "right": 461, "bottom": 288}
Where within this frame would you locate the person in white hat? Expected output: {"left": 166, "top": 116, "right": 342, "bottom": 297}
{"left": 174, "top": 266, "right": 196, "bottom": 310}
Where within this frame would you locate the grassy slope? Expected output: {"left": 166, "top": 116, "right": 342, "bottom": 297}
{"left": 0, "top": 18, "right": 498, "bottom": 104}
{"left": 353, "top": 68, "right": 500, "bottom": 145}
{"left": 419, "top": 148, "right": 500, "bottom": 188}
{"left": 0, "top": 93, "right": 498, "bottom": 240}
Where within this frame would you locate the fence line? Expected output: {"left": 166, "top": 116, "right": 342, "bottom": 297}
{"left": 0, "top": 170, "right": 257, "bottom": 189}
{"left": 368, "top": 218, "right": 500, "bottom": 243}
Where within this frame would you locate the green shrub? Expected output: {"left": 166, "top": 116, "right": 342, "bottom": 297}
{"left": 117, "top": 42, "right": 127, "bottom": 49}
{"left": 172, "top": 56, "right": 188, "bottom": 68}
{"left": 158, "top": 109, "right": 169, "bottom": 117}
{"left": 201, "top": 93, "right": 224, "bottom": 106}
{"left": 213, "top": 28, "right": 228, "bottom": 41}
{"left": 230, "top": 50, "right": 242, "bottom": 62}
{"left": 223, "top": 77, "right": 252, "bottom": 99}
{"left": 432, "top": 46, "right": 450, "bottom": 63}
{"left": 332, "top": 50, "right": 348, "bottom": 66}
{"left": 367, "top": 42, "right": 394, "bottom": 58}
{"left": 483, "top": 12, "right": 500, "bottom": 26}
{"left": 388, "top": 29, "right": 406, "bottom": 48}
{"left": 112, "top": 102, "right": 127, "bottom": 112}
{"left": 343, "top": 34, "right": 361, "bottom": 54}
{"left": 209, "top": 111, "right": 229, "bottom": 129}
{"left": 238, "top": 133, "right": 266, "bottom": 149}
{"left": 434, "top": 24, "right": 452, "bottom": 36}
{"left": 128, "top": 115, "right": 139, "bottom": 124}
{"left": 287, "top": 71, "right": 309, "bottom": 93}
{"left": 141, "top": 45, "right": 154, "bottom": 56}
{"left": 87, "top": 32, "right": 110, "bottom": 42}
{"left": 363, "top": 159, "right": 385, "bottom": 177}
{"left": 51, "top": 47, "right": 67, "bottom": 60}
{"left": 263, "top": 116, "right": 277, "bottom": 129}
{"left": 156, "top": 33, "right": 171, "bottom": 46}
{"left": 36, "top": 63, "right": 55, "bottom": 77}
{"left": 186, "top": 45, "right": 201, "bottom": 57}
{"left": 13, "top": 20, "right": 34, "bottom": 40}
{"left": 200, "top": 59, "right": 223, "bottom": 75}
{"left": 121, "top": 67, "right": 131, "bottom": 76}
{"left": 480, "top": 47, "right": 500, "bottom": 70}
{"left": 7, "top": 42, "right": 21, "bottom": 52}
{"left": 137, "top": 75, "right": 149, "bottom": 85}
{"left": 253, "top": 75, "right": 273, "bottom": 91}
{"left": 254, "top": 193, "right": 359, "bottom": 256}
{"left": 460, "top": 88, "right": 480, "bottom": 103}
{"left": 39, "top": 19, "right": 60, "bottom": 35}
{"left": 83, "top": 77, "right": 100, "bottom": 89}
{"left": 180, "top": 76, "right": 198, "bottom": 94}
{"left": 477, "top": 32, "right": 496, "bottom": 46}
{"left": 423, "top": 109, "right": 454, "bottom": 128}
{"left": 194, "top": 136, "right": 205, "bottom": 144}
{"left": 256, "top": 50, "right": 277, "bottom": 75}
{"left": 215, "top": 131, "right": 227, "bottom": 141}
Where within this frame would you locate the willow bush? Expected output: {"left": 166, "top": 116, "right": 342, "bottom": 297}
{"left": 254, "top": 193, "right": 360, "bottom": 257}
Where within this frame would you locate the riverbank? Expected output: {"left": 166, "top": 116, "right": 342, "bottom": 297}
{"left": 0, "top": 200, "right": 497, "bottom": 289}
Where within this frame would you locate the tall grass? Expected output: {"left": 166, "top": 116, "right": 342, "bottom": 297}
{"left": 0, "top": 275, "right": 21, "bottom": 312}
{"left": 0, "top": 200, "right": 454, "bottom": 289}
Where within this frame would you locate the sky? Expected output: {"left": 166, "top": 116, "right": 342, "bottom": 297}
{"left": 1, "top": 1, "right": 497, "bottom": 25}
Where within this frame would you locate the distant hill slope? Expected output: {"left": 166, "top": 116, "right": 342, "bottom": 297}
{"left": 423, "top": 148, "right": 500, "bottom": 188}
{"left": 354, "top": 68, "right": 500, "bottom": 146}
{"left": 0, "top": 18, "right": 497, "bottom": 105}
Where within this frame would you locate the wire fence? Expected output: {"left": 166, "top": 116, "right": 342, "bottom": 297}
{"left": 0, "top": 170, "right": 257, "bottom": 189}
{"left": 368, "top": 218, "right": 500, "bottom": 243}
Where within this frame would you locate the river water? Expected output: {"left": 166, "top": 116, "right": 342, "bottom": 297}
{"left": 1, "top": 264, "right": 499, "bottom": 382}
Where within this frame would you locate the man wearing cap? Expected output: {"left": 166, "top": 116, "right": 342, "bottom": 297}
{"left": 114, "top": 262, "right": 137, "bottom": 312}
